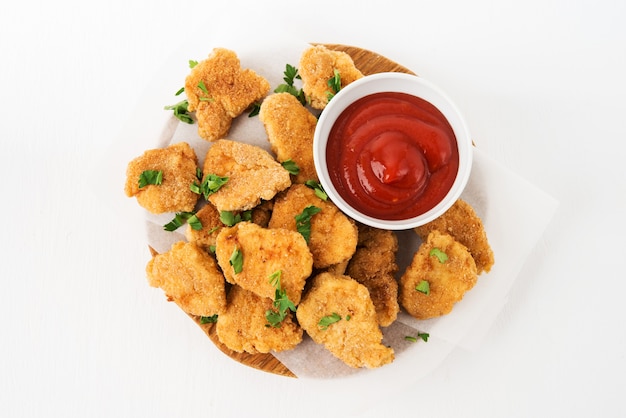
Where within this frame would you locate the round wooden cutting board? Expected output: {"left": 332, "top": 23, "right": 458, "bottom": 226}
{"left": 168, "top": 44, "right": 415, "bottom": 378}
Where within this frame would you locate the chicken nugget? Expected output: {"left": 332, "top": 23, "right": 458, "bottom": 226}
{"left": 216, "top": 285, "right": 302, "bottom": 354}
{"left": 296, "top": 272, "right": 394, "bottom": 369}
{"left": 185, "top": 48, "right": 270, "bottom": 141}
{"left": 414, "top": 199, "right": 494, "bottom": 274}
{"left": 184, "top": 203, "right": 223, "bottom": 252}
{"left": 203, "top": 139, "right": 291, "bottom": 212}
{"left": 346, "top": 224, "right": 400, "bottom": 327}
{"left": 146, "top": 241, "right": 226, "bottom": 317}
{"left": 259, "top": 92, "right": 319, "bottom": 183}
{"left": 399, "top": 231, "right": 478, "bottom": 320}
{"left": 299, "top": 45, "right": 363, "bottom": 109}
{"left": 124, "top": 142, "right": 200, "bottom": 214}
{"left": 268, "top": 184, "right": 358, "bottom": 269}
{"left": 215, "top": 222, "right": 312, "bottom": 305}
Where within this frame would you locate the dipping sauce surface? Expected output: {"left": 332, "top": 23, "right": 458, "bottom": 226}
{"left": 326, "top": 92, "right": 459, "bottom": 220}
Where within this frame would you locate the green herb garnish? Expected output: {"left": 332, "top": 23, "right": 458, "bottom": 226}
{"left": 274, "top": 64, "right": 306, "bottom": 105}
{"left": 429, "top": 247, "right": 448, "bottom": 263}
{"left": 189, "top": 59, "right": 199, "bottom": 69}
{"left": 281, "top": 159, "right": 300, "bottom": 175}
{"left": 248, "top": 102, "right": 261, "bottom": 117}
{"left": 415, "top": 280, "right": 430, "bottom": 295}
{"left": 229, "top": 247, "right": 243, "bottom": 274}
{"left": 405, "top": 332, "right": 429, "bottom": 343}
{"left": 191, "top": 173, "right": 229, "bottom": 200}
{"left": 295, "top": 205, "right": 322, "bottom": 243}
{"left": 304, "top": 180, "right": 328, "bottom": 200}
{"left": 138, "top": 170, "right": 163, "bottom": 188}
{"left": 318, "top": 312, "right": 342, "bottom": 330}
{"left": 265, "top": 271, "right": 297, "bottom": 328}
{"left": 164, "top": 99, "right": 194, "bottom": 124}
{"left": 163, "top": 212, "right": 201, "bottom": 231}
{"left": 200, "top": 314, "right": 218, "bottom": 324}
{"left": 326, "top": 69, "right": 341, "bottom": 101}
{"left": 219, "top": 210, "right": 251, "bottom": 227}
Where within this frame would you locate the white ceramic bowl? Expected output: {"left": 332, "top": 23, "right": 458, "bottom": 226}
{"left": 313, "top": 72, "right": 473, "bottom": 230}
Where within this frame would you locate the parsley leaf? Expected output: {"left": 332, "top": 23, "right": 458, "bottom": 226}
{"left": 304, "top": 180, "right": 328, "bottom": 201}
{"left": 229, "top": 247, "right": 243, "bottom": 274}
{"left": 265, "top": 271, "right": 297, "bottom": 328}
{"left": 163, "top": 212, "right": 201, "bottom": 232}
{"left": 274, "top": 63, "right": 306, "bottom": 105}
{"left": 191, "top": 173, "right": 229, "bottom": 200}
{"left": 405, "top": 332, "right": 429, "bottom": 343}
{"left": 189, "top": 59, "right": 198, "bottom": 69}
{"left": 281, "top": 159, "right": 300, "bottom": 175}
{"left": 326, "top": 69, "right": 341, "bottom": 101}
{"left": 164, "top": 99, "right": 194, "bottom": 124}
{"left": 138, "top": 170, "right": 163, "bottom": 188}
{"left": 318, "top": 312, "right": 342, "bottom": 330}
{"left": 429, "top": 247, "right": 448, "bottom": 263}
{"left": 219, "top": 210, "right": 251, "bottom": 227}
{"left": 200, "top": 314, "right": 218, "bottom": 324}
{"left": 295, "top": 205, "right": 322, "bottom": 243}
{"left": 248, "top": 102, "right": 261, "bottom": 117}
{"left": 415, "top": 280, "right": 430, "bottom": 295}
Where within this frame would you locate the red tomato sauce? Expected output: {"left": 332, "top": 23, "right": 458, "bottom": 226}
{"left": 326, "top": 92, "right": 459, "bottom": 220}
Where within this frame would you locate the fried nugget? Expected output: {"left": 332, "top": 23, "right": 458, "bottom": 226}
{"left": 216, "top": 285, "right": 302, "bottom": 354}
{"left": 202, "top": 139, "right": 291, "bottom": 212}
{"left": 185, "top": 48, "right": 270, "bottom": 141}
{"left": 414, "top": 199, "right": 494, "bottom": 274}
{"left": 268, "top": 184, "right": 358, "bottom": 269}
{"left": 124, "top": 142, "right": 199, "bottom": 214}
{"left": 146, "top": 241, "right": 226, "bottom": 317}
{"left": 399, "top": 231, "right": 478, "bottom": 320}
{"left": 258, "top": 92, "right": 319, "bottom": 183}
{"left": 296, "top": 272, "right": 394, "bottom": 369}
{"left": 215, "top": 222, "right": 312, "bottom": 305}
{"left": 346, "top": 224, "right": 400, "bottom": 327}
{"left": 299, "top": 45, "right": 363, "bottom": 109}
{"left": 184, "top": 203, "right": 223, "bottom": 252}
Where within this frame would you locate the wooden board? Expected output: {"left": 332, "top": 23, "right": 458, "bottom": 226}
{"left": 154, "top": 44, "right": 415, "bottom": 378}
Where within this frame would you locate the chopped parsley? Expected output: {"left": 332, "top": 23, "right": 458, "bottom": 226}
{"left": 415, "top": 280, "right": 430, "bottom": 295}
{"left": 429, "top": 247, "right": 448, "bottom": 263}
{"left": 405, "top": 332, "right": 429, "bottom": 343}
{"left": 219, "top": 210, "right": 251, "bottom": 227}
{"left": 281, "top": 159, "right": 300, "bottom": 175}
{"left": 229, "top": 247, "right": 243, "bottom": 274}
{"left": 326, "top": 69, "right": 341, "bottom": 101}
{"left": 295, "top": 205, "right": 322, "bottom": 243}
{"left": 191, "top": 173, "right": 229, "bottom": 200}
{"left": 304, "top": 180, "right": 328, "bottom": 201}
{"left": 197, "top": 80, "right": 213, "bottom": 102}
{"left": 248, "top": 101, "right": 261, "bottom": 117}
{"left": 164, "top": 99, "right": 194, "bottom": 124}
{"left": 163, "top": 212, "right": 202, "bottom": 231}
{"left": 318, "top": 312, "right": 342, "bottom": 330}
{"left": 274, "top": 63, "right": 307, "bottom": 105}
{"left": 138, "top": 170, "right": 163, "bottom": 188}
{"left": 200, "top": 314, "right": 218, "bottom": 324}
{"left": 265, "top": 271, "right": 297, "bottom": 328}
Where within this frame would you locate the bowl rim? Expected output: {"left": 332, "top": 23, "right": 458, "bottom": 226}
{"left": 313, "top": 72, "right": 473, "bottom": 230}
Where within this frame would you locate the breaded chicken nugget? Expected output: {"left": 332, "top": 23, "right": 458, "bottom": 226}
{"left": 216, "top": 285, "right": 302, "bottom": 354}
{"left": 259, "top": 92, "right": 319, "bottom": 183}
{"left": 296, "top": 272, "right": 394, "bottom": 369}
{"left": 268, "top": 184, "right": 358, "bottom": 269}
{"left": 185, "top": 48, "right": 270, "bottom": 141}
{"left": 299, "top": 45, "right": 363, "bottom": 109}
{"left": 146, "top": 241, "right": 226, "bottom": 317}
{"left": 399, "top": 231, "right": 478, "bottom": 320}
{"left": 202, "top": 139, "right": 291, "bottom": 212}
{"left": 184, "top": 203, "right": 223, "bottom": 252}
{"left": 215, "top": 222, "right": 312, "bottom": 305}
{"left": 414, "top": 199, "right": 494, "bottom": 274}
{"left": 124, "top": 142, "right": 200, "bottom": 214}
{"left": 346, "top": 224, "right": 400, "bottom": 327}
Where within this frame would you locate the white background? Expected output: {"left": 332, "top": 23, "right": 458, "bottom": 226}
{"left": 2, "top": 0, "right": 625, "bottom": 417}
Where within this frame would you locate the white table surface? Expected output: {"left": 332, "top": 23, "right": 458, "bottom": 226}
{"left": 2, "top": 1, "right": 625, "bottom": 417}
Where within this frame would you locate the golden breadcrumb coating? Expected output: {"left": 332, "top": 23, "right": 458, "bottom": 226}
{"left": 184, "top": 203, "right": 223, "bottom": 252}
{"left": 215, "top": 222, "right": 313, "bottom": 305}
{"left": 124, "top": 142, "right": 200, "bottom": 214}
{"left": 399, "top": 231, "right": 478, "bottom": 320}
{"left": 414, "top": 199, "right": 494, "bottom": 274}
{"left": 185, "top": 48, "right": 270, "bottom": 141}
{"left": 296, "top": 272, "right": 394, "bottom": 369}
{"left": 146, "top": 241, "right": 226, "bottom": 317}
{"left": 258, "top": 92, "right": 319, "bottom": 183}
{"left": 346, "top": 224, "right": 400, "bottom": 327}
{"left": 216, "top": 285, "right": 302, "bottom": 354}
{"left": 268, "top": 184, "right": 358, "bottom": 269}
{"left": 202, "top": 139, "right": 291, "bottom": 212}
{"left": 298, "top": 45, "right": 363, "bottom": 109}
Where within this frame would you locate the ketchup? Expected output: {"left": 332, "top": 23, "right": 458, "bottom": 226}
{"left": 326, "top": 92, "right": 459, "bottom": 220}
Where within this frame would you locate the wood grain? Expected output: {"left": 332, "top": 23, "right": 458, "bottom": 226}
{"left": 151, "top": 44, "right": 414, "bottom": 378}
